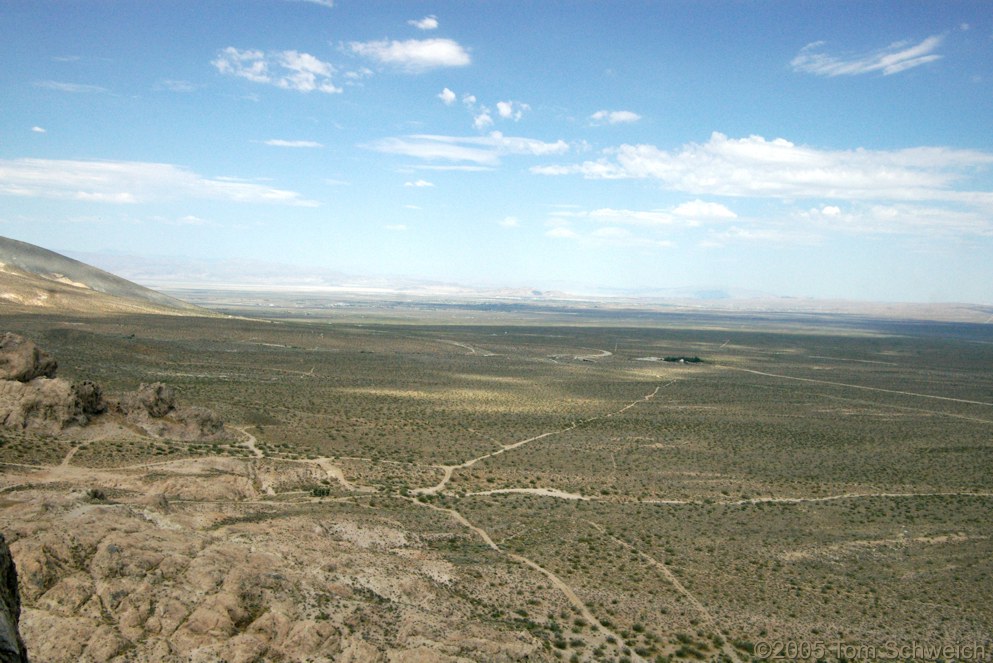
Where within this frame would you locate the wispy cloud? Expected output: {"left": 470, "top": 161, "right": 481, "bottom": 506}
{"left": 264, "top": 139, "right": 324, "bottom": 148}
{"left": 791, "top": 35, "right": 944, "bottom": 77}
{"left": 545, "top": 201, "right": 740, "bottom": 250}
{"left": 370, "top": 132, "right": 569, "bottom": 166}
{"left": 797, "top": 203, "right": 993, "bottom": 237}
{"left": 33, "top": 80, "right": 107, "bottom": 93}
{"left": 156, "top": 79, "right": 199, "bottom": 92}
{"left": 385, "top": 223, "right": 408, "bottom": 231}
{"left": 290, "top": 0, "right": 334, "bottom": 8}
{"left": 408, "top": 15, "right": 439, "bottom": 30}
{"left": 213, "top": 47, "right": 341, "bottom": 93}
{"left": 31, "top": 126, "right": 46, "bottom": 134}
{"left": 545, "top": 216, "right": 675, "bottom": 249}
{"left": 590, "top": 110, "right": 641, "bottom": 125}
{"left": 552, "top": 201, "right": 736, "bottom": 228}
{"left": 404, "top": 179, "right": 434, "bottom": 187}
{"left": 348, "top": 38, "right": 470, "bottom": 72}
{"left": 703, "top": 225, "right": 821, "bottom": 247}
{"left": 498, "top": 216, "right": 520, "bottom": 228}
{"left": 533, "top": 131, "right": 993, "bottom": 204}
{"left": 0, "top": 158, "right": 318, "bottom": 207}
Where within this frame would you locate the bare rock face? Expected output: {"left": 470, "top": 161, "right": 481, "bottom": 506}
{"left": 0, "top": 533, "right": 29, "bottom": 663}
{"left": 0, "top": 333, "right": 56, "bottom": 383}
{"left": 0, "top": 378, "right": 87, "bottom": 434}
{"left": 72, "top": 381, "right": 106, "bottom": 417}
{"left": 113, "top": 383, "right": 225, "bottom": 441}
{"left": 124, "top": 383, "right": 176, "bottom": 419}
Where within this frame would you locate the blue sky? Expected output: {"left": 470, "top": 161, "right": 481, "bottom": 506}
{"left": 2, "top": 1, "right": 992, "bottom": 302}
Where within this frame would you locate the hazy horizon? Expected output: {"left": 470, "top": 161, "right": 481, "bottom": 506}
{"left": 2, "top": 1, "right": 992, "bottom": 303}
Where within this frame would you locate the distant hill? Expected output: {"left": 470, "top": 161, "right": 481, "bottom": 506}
{"left": 0, "top": 236, "right": 209, "bottom": 316}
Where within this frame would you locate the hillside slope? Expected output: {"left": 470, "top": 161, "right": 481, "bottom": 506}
{"left": 0, "top": 236, "right": 209, "bottom": 316}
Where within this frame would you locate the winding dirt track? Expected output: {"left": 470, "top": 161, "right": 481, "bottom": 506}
{"left": 729, "top": 366, "right": 993, "bottom": 407}
{"left": 414, "top": 499, "right": 642, "bottom": 661}
{"left": 414, "top": 381, "right": 670, "bottom": 496}
{"left": 587, "top": 520, "right": 742, "bottom": 663}
{"left": 232, "top": 425, "right": 264, "bottom": 458}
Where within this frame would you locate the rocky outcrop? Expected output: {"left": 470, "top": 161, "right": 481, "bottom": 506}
{"left": 111, "top": 382, "right": 224, "bottom": 441}
{"left": 0, "top": 534, "right": 28, "bottom": 663}
{"left": 0, "top": 378, "right": 87, "bottom": 434}
{"left": 0, "top": 333, "right": 222, "bottom": 441}
{"left": 0, "top": 333, "right": 56, "bottom": 383}
{"left": 119, "top": 382, "right": 175, "bottom": 418}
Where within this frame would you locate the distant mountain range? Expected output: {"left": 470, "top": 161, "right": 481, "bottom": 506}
{"left": 2, "top": 239, "right": 989, "bottom": 323}
{"left": 0, "top": 236, "right": 208, "bottom": 316}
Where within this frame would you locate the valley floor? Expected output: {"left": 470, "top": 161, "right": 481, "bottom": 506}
{"left": 2, "top": 308, "right": 991, "bottom": 662}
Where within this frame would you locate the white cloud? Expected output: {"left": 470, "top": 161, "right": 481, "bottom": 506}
{"left": 545, "top": 218, "right": 674, "bottom": 249}
{"left": 385, "top": 223, "right": 408, "bottom": 231}
{"left": 344, "top": 67, "right": 374, "bottom": 81}
{"left": 438, "top": 87, "right": 456, "bottom": 105}
{"left": 799, "top": 203, "right": 993, "bottom": 237}
{"left": 672, "top": 199, "right": 737, "bottom": 220}
{"left": 31, "top": 126, "right": 46, "bottom": 134}
{"left": 213, "top": 47, "right": 341, "bottom": 93}
{"left": 33, "top": 80, "right": 107, "bottom": 93}
{"left": 590, "top": 110, "right": 641, "bottom": 125}
{"left": 264, "top": 139, "right": 324, "bottom": 148}
{"left": 404, "top": 179, "right": 434, "bottom": 187}
{"left": 292, "top": 0, "right": 334, "bottom": 8}
{"left": 348, "top": 38, "right": 470, "bottom": 72}
{"left": 457, "top": 94, "right": 528, "bottom": 130}
{"left": 0, "top": 158, "right": 318, "bottom": 207}
{"left": 408, "top": 15, "right": 439, "bottom": 30}
{"left": 497, "top": 100, "right": 530, "bottom": 121}
{"left": 533, "top": 131, "right": 993, "bottom": 204}
{"left": 498, "top": 216, "right": 520, "bottom": 228}
{"left": 371, "top": 132, "right": 568, "bottom": 167}
{"left": 791, "top": 35, "right": 944, "bottom": 76}
{"left": 473, "top": 112, "right": 494, "bottom": 130}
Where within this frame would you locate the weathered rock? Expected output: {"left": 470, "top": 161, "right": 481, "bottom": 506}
{"left": 0, "top": 533, "right": 29, "bottom": 663}
{"left": 174, "top": 406, "right": 224, "bottom": 438}
{"left": 0, "top": 336, "right": 224, "bottom": 440}
{"left": 72, "top": 380, "right": 105, "bottom": 416}
{"left": 128, "top": 382, "right": 176, "bottom": 418}
{"left": 0, "top": 378, "right": 86, "bottom": 433}
{"left": 0, "top": 333, "right": 56, "bottom": 383}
